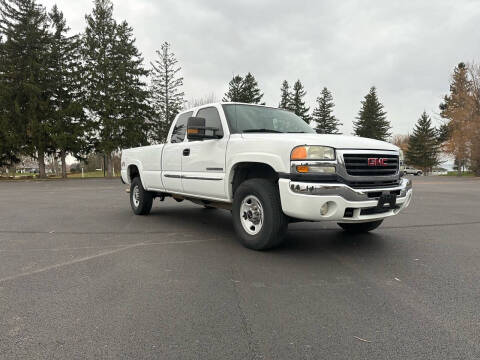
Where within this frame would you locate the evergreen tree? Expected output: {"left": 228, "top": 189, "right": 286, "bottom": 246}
{"left": 312, "top": 87, "right": 342, "bottom": 134}
{"left": 150, "top": 41, "right": 184, "bottom": 142}
{"left": 278, "top": 80, "right": 292, "bottom": 110}
{"left": 223, "top": 75, "right": 243, "bottom": 102}
{"left": 48, "top": 5, "right": 87, "bottom": 178}
{"left": 405, "top": 111, "right": 441, "bottom": 173}
{"left": 290, "top": 79, "right": 310, "bottom": 123}
{"left": 0, "top": 0, "right": 53, "bottom": 177}
{"left": 353, "top": 86, "right": 391, "bottom": 141}
{"left": 240, "top": 72, "right": 264, "bottom": 104}
{"left": 223, "top": 72, "right": 264, "bottom": 104}
{"left": 83, "top": 0, "right": 151, "bottom": 176}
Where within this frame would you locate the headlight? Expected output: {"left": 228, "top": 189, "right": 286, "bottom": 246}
{"left": 291, "top": 145, "right": 335, "bottom": 161}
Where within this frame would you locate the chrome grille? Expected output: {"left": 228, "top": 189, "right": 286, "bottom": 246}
{"left": 343, "top": 153, "right": 399, "bottom": 176}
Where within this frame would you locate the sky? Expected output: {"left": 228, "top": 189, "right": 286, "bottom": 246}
{"left": 41, "top": 0, "right": 480, "bottom": 136}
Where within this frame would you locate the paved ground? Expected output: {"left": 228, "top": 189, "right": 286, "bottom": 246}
{"left": 0, "top": 176, "right": 479, "bottom": 359}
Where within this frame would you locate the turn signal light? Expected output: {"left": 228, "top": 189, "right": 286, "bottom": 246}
{"left": 296, "top": 165, "right": 309, "bottom": 173}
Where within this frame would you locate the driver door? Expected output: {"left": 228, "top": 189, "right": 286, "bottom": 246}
{"left": 181, "top": 106, "right": 228, "bottom": 199}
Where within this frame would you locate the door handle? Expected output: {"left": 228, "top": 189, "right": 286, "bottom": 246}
{"left": 183, "top": 148, "right": 190, "bottom": 156}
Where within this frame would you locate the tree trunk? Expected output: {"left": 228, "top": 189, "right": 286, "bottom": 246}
{"left": 8, "top": 164, "right": 16, "bottom": 178}
{"left": 38, "top": 152, "right": 47, "bottom": 178}
{"left": 60, "top": 150, "right": 67, "bottom": 179}
{"left": 106, "top": 152, "right": 113, "bottom": 177}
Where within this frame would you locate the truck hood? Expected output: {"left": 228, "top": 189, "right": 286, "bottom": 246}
{"left": 240, "top": 133, "right": 398, "bottom": 151}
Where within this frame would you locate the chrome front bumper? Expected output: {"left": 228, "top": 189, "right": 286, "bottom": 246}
{"left": 278, "top": 178, "right": 413, "bottom": 222}
{"left": 289, "top": 177, "right": 412, "bottom": 202}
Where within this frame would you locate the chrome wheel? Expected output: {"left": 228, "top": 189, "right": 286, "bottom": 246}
{"left": 240, "top": 195, "right": 264, "bottom": 235}
{"left": 132, "top": 185, "right": 140, "bottom": 208}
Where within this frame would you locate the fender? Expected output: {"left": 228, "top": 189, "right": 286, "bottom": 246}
{"left": 126, "top": 160, "right": 147, "bottom": 189}
{"left": 226, "top": 153, "right": 287, "bottom": 200}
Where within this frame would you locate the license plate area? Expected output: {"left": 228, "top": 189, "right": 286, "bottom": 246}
{"left": 377, "top": 193, "right": 397, "bottom": 209}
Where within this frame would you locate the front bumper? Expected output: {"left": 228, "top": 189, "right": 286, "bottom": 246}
{"left": 278, "top": 178, "right": 412, "bottom": 222}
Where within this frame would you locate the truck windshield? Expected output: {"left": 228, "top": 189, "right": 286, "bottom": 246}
{"left": 222, "top": 104, "right": 315, "bottom": 134}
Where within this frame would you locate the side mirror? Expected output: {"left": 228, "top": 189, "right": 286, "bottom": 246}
{"left": 187, "top": 117, "right": 221, "bottom": 140}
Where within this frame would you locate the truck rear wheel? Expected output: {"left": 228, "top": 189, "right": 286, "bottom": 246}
{"left": 337, "top": 220, "right": 383, "bottom": 233}
{"left": 130, "top": 177, "right": 153, "bottom": 215}
{"left": 232, "top": 179, "right": 287, "bottom": 250}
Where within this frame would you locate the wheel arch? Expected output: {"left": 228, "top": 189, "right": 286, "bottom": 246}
{"left": 228, "top": 161, "right": 279, "bottom": 200}
{"left": 126, "top": 162, "right": 146, "bottom": 188}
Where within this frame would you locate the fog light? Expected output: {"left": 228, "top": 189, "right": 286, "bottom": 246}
{"left": 320, "top": 202, "right": 329, "bottom": 216}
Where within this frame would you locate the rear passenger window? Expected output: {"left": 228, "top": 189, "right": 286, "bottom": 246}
{"left": 171, "top": 111, "right": 193, "bottom": 143}
{"left": 196, "top": 107, "right": 224, "bottom": 138}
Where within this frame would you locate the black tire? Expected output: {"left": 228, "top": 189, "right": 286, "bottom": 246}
{"left": 337, "top": 220, "right": 383, "bottom": 233}
{"left": 130, "top": 177, "right": 153, "bottom": 215}
{"left": 232, "top": 178, "right": 288, "bottom": 250}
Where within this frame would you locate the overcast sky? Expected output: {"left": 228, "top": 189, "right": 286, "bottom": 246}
{"left": 41, "top": 0, "right": 480, "bottom": 135}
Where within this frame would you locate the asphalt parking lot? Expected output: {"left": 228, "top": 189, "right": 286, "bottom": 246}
{"left": 0, "top": 176, "right": 479, "bottom": 359}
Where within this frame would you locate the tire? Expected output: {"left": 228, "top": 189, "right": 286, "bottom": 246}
{"left": 337, "top": 220, "right": 383, "bottom": 233}
{"left": 130, "top": 177, "right": 153, "bottom": 215}
{"left": 232, "top": 178, "right": 288, "bottom": 250}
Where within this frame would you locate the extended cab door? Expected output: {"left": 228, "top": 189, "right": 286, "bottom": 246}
{"left": 181, "top": 105, "right": 228, "bottom": 199}
{"left": 161, "top": 111, "right": 192, "bottom": 193}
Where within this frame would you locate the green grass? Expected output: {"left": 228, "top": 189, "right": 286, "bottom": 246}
{"left": 0, "top": 170, "right": 120, "bottom": 180}
{"left": 442, "top": 171, "right": 475, "bottom": 177}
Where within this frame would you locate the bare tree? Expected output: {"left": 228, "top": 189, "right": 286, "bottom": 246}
{"left": 186, "top": 93, "right": 218, "bottom": 108}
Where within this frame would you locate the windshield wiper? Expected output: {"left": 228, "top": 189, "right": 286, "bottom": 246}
{"left": 287, "top": 131, "right": 309, "bottom": 133}
{"left": 243, "top": 129, "right": 283, "bottom": 133}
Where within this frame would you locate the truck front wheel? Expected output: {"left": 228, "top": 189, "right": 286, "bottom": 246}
{"left": 337, "top": 220, "right": 383, "bottom": 233}
{"left": 130, "top": 177, "right": 153, "bottom": 215}
{"left": 232, "top": 179, "right": 288, "bottom": 250}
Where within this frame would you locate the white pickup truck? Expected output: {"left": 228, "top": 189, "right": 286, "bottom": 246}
{"left": 121, "top": 102, "right": 412, "bottom": 250}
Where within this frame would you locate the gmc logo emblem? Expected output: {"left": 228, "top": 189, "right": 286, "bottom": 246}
{"left": 368, "top": 158, "right": 388, "bottom": 166}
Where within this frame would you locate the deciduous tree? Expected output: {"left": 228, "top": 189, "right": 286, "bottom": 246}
{"left": 439, "top": 63, "right": 476, "bottom": 176}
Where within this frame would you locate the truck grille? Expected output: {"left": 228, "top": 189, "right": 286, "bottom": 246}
{"left": 343, "top": 153, "right": 399, "bottom": 176}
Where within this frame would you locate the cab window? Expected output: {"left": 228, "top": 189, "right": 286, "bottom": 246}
{"left": 171, "top": 111, "right": 193, "bottom": 143}
{"left": 196, "top": 107, "right": 224, "bottom": 138}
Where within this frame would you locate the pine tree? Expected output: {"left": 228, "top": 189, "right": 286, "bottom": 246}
{"left": 113, "top": 21, "right": 152, "bottom": 149}
{"left": 353, "top": 86, "right": 391, "bottom": 141}
{"left": 150, "top": 41, "right": 184, "bottom": 142}
{"left": 223, "top": 75, "right": 243, "bottom": 102}
{"left": 405, "top": 112, "right": 441, "bottom": 173}
{"left": 0, "top": 0, "right": 53, "bottom": 177}
{"left": 240, "top": 72, "right": 264, "bottom": 104}
{"left": 223, "top": 72, "right": 264, "bottom": 104}
{"left": 48, "top": 5, "right": 87, "bottom": 178}
{"left": 0, "top": 33, "right": 20, "bottom": 168}
{"left": 312, "top": 87, "right": 342, "bottom": 134}
{"left": 290, "top": 80, "right": 310, "bottom": 123}
{"left": 278, "top": 80, "right": 292, "bottom": 110}
{"left": 83, "top": 0, "right": 152, "bottom": 176}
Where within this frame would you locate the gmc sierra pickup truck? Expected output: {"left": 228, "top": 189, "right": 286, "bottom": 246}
{"left": 121, "top": 102, "right": 412, "bottom": 250}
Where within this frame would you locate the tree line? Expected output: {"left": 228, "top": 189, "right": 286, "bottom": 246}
{"left": 1, "top": 0, "right": 478, "bottom": 178}
{"left": 0, "top": 0, "right": 184, "bottom": 177}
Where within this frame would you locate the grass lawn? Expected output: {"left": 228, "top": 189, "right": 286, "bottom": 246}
{"left": 0, "top": 170, "right": 120, "bottom": 180}
{"left": 442, "top": 171, "right": 475, "bottom": 176}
